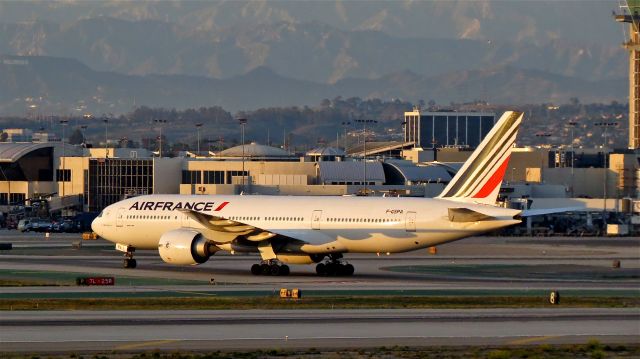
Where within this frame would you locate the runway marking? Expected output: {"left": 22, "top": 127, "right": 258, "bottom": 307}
{"left": 507, "top": 335, "right": 556, "bottom": 345}
{"left": 114, "top": 339, "right": 178, "bottom": 350}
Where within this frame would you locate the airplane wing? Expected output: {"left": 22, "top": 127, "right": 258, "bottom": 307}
{"left": 178, "top": 209, "right": 334, "bottom": 245}
{"left": 520, "top": 207, "right": 584, "bottom": 217}
{"left": 178, "top": 209, "right": 276, "bottom": 243}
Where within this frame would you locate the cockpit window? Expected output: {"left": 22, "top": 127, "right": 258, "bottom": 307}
{"left": 97, "top": 211, "right": 103, "bottom": 218}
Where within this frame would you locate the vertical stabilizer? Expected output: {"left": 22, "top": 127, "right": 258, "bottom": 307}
{"left": 437, "top": 111, "right": 523, "bottom": 205}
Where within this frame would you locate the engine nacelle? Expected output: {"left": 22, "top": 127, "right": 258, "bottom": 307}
{"left": 158, "top": 229, "right": 217, "bottom": 265}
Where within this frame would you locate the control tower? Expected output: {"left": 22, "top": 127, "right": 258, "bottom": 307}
{"left": 615, "top": 0, "right": 640, "bottom": 149}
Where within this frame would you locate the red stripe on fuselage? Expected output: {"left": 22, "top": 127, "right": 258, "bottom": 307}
{"left": 214, "top": 201, "right": 229, "bottom": 211}
{"left": 472, "top": 155, "right": 511, "bottom": 198}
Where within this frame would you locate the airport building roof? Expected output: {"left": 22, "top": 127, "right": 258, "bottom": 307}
{"left": 382, "top": 160, "right": 453, "bottom": 185}
{"left": 0, "top": 142, "right": 81, "bottom": 163}
{"left": 216, "top": 142, "right": 293, "bottom": 158}
{"left": 318, "top": 161, "right": 385, "bottom": 183}
{"left": 305, "top": 146, "right": 345, "bottom": 157}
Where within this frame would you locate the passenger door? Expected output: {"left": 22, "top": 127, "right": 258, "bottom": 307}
{"left": 116, "top": 208, "right": 124, "bottom": 228}
{"left": 311, "top": 210, "right": 322, "bottom": 230}
{"left": 405, "top": 211, "right": 416, "bottom": 232}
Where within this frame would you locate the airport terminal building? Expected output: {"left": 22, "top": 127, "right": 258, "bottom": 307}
{"left": 404, "top": 109, "right": 496, "bottom": 148}
{"left": 0, "top": 138, "right": 638, "bottom": 237}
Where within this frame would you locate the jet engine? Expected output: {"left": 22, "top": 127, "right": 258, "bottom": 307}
{"left": 158, "top": 229, "right": 218, "bottom": 265}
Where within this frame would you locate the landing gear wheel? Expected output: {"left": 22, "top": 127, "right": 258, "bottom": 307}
{"left": 343, "top": 263, "right": 354, "bottom": 276}
{"left": 270, "top": 264, "right": 281, "bottom": 276}
{"left": 326, "top": 263, "right": 339, "bottom": 276}
{"left": 251, "top": 264, "right": 262, "bottom": 275}
{"left": 123, "top": 258, "right": 137, "bottom": 269}
{"left": 315, "top": 256, "right": 354, "bottom": 277}
{"left": 280, "top": 264, "right": 290, "bottom": 276}
{"left": 122, "top": 247, "right": 136, "bottom": 269}
{"left": 316, "top": 263, "right": 327, "bottom": 276}
{"left": 260, "top": 263, "right": 271, "bottom": 275}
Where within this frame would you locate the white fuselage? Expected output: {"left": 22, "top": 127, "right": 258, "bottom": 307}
{"left": 92, "top": 194, "right": 521, "bottom": 255}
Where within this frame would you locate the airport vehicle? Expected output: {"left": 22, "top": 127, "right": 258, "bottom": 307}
{"left": 93, "top": 111, "right": 535, "bottom": 275}
{"left": 17, "top": 219, "right": 32, "bottom": 232}
{"left": 52, "top": 219, "right": 80, "bottom": 233}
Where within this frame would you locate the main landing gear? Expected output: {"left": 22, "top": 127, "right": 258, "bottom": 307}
{"left": 316, "top": 254, "right": 354, "bottom": 277}
{"left": 251, "top": 259, "right": 290, "bottom": 276}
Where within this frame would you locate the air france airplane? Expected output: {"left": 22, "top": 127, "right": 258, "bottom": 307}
{"left": 93, "top": 111, "right": 529, "bottom": 276}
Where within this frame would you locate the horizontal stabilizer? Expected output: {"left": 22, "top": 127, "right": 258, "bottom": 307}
{"left": 448, "top": 208, "right": 496, "bottom": 222}
{"left": 520, "top": 207, "right": 584, "bottom": 217}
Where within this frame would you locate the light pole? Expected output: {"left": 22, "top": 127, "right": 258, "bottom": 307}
{"left": 237, "top": 118, "right": 247, "bottom": 193}
{"left": 103, "top": 118, "right": 109, "bottom": 158}
{"left": 80, "top": 125, "right": 88, "bottom": 147}
{"left": 60, "top": 119, "right": 68, "bottom": 197}
{"left": 153, "top": 119, "right": 167, "bottom": 157}
{"left": 195, "top": 123, "right": 203, "bottom": 154}
{"left": 567, "top": 121, "right": 578, "bottom": 197}
{"left": 535, "top": 132, "right": 551, "bottom": 180}
{"left": 595, "top": 121, "right": 618, "bottom": 225}
{"left": 355, "top": 119, "right": 377, "bottom": 195}
{"left": 341, "top": 121, "right": 351, "bottom": 153}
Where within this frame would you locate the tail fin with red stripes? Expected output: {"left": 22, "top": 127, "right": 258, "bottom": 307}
{"left": 437, "top": 111, "right": 523, "bottom": 206}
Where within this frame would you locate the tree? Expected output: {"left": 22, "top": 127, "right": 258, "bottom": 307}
{"left": 68, "top": 128, "right": 84, "bottom": 145}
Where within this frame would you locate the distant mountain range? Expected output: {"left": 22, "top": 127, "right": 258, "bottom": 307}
{"left": 0, "top": 1, "right": 629, "bottom": 114}
{"left": 0, "top": 55, "right": 625, "bottom": 115}
{"left": 0, "top": 16, "right": 625, "bottom": 84}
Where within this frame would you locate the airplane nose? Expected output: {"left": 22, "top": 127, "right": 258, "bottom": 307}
{"left": 91, "top": 217, "right": 102, "bottom": 237}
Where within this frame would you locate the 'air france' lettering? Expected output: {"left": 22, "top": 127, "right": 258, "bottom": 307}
{"left": 129, "top": 201, "right": 228, "bottom": 212}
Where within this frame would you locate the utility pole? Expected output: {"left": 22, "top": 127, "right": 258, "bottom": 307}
{"left": 80, "top": 125, "right": 88, "bottom": 147}
{"left": 60, "top": 119, "right": 68, "bottom": 197}
{"left": 595, "top": 121, "right": 618, "bottom": 225}
{"left": 238, "top": 118, "right": 247, "bottom": 193}
{"left": 341, "top": 121, "right": 351, "bottom": 153}
{"left": 196, "top": 123, "right": 203, "bottom": 154}
{"left": 567, "top": 121, "right": 578, "bottom": 197}
{"left": 154, "top": 119, "right": 167, "bottom": 157}
{"left": 103, "top": 118, "right": 109, "bottom": 158}
{"left": 355, "top": 119, "right": 377, "bottom": 195}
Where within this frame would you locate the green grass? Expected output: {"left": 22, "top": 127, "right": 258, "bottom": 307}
{"left": 2, "top": 295, "right": 639, "bottom": 311}
{"left": 0, "top": 269, "right": 206, "bottom": 286}
{"left": 2, "top": 341, "right": 640, "bottom": 358}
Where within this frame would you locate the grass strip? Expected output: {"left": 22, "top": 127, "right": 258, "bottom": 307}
{"left": 2, "top": 341, "right": 640, "bottom": 358}
{"left": 2, "top": 295, "right": 639, "bottom": 311}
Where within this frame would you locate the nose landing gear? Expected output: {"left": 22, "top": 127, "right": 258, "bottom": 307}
{"left": 116, "top": 244, "right": 137, "bottom": 269}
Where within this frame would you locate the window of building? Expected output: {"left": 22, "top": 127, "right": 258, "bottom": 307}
{"left": 9, "top": 193, "right": 25, "bottom": 204}
{"left": 181, "top": 170, "right": 202, "bottom": 184}
{"left": 87, "top": 158, "right": 153, "bottom": 212}
{"left": 56, "top": 169, "right": 71, "bottom": 182}
{"left": 203, "top": 171, "right": 225, "bottom": 184}
{"left": 0, "top": 193, "right": 7, "bottom": 205}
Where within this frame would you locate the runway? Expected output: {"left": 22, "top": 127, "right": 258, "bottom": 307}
{"left": 2, "top": 308, "right": 639, "bottom": 353}
{"left": 1, "top": 231, "right": 639, "bottom": 353}
{"left": 1, "top": 232, "right": 639, "bottom": 293}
